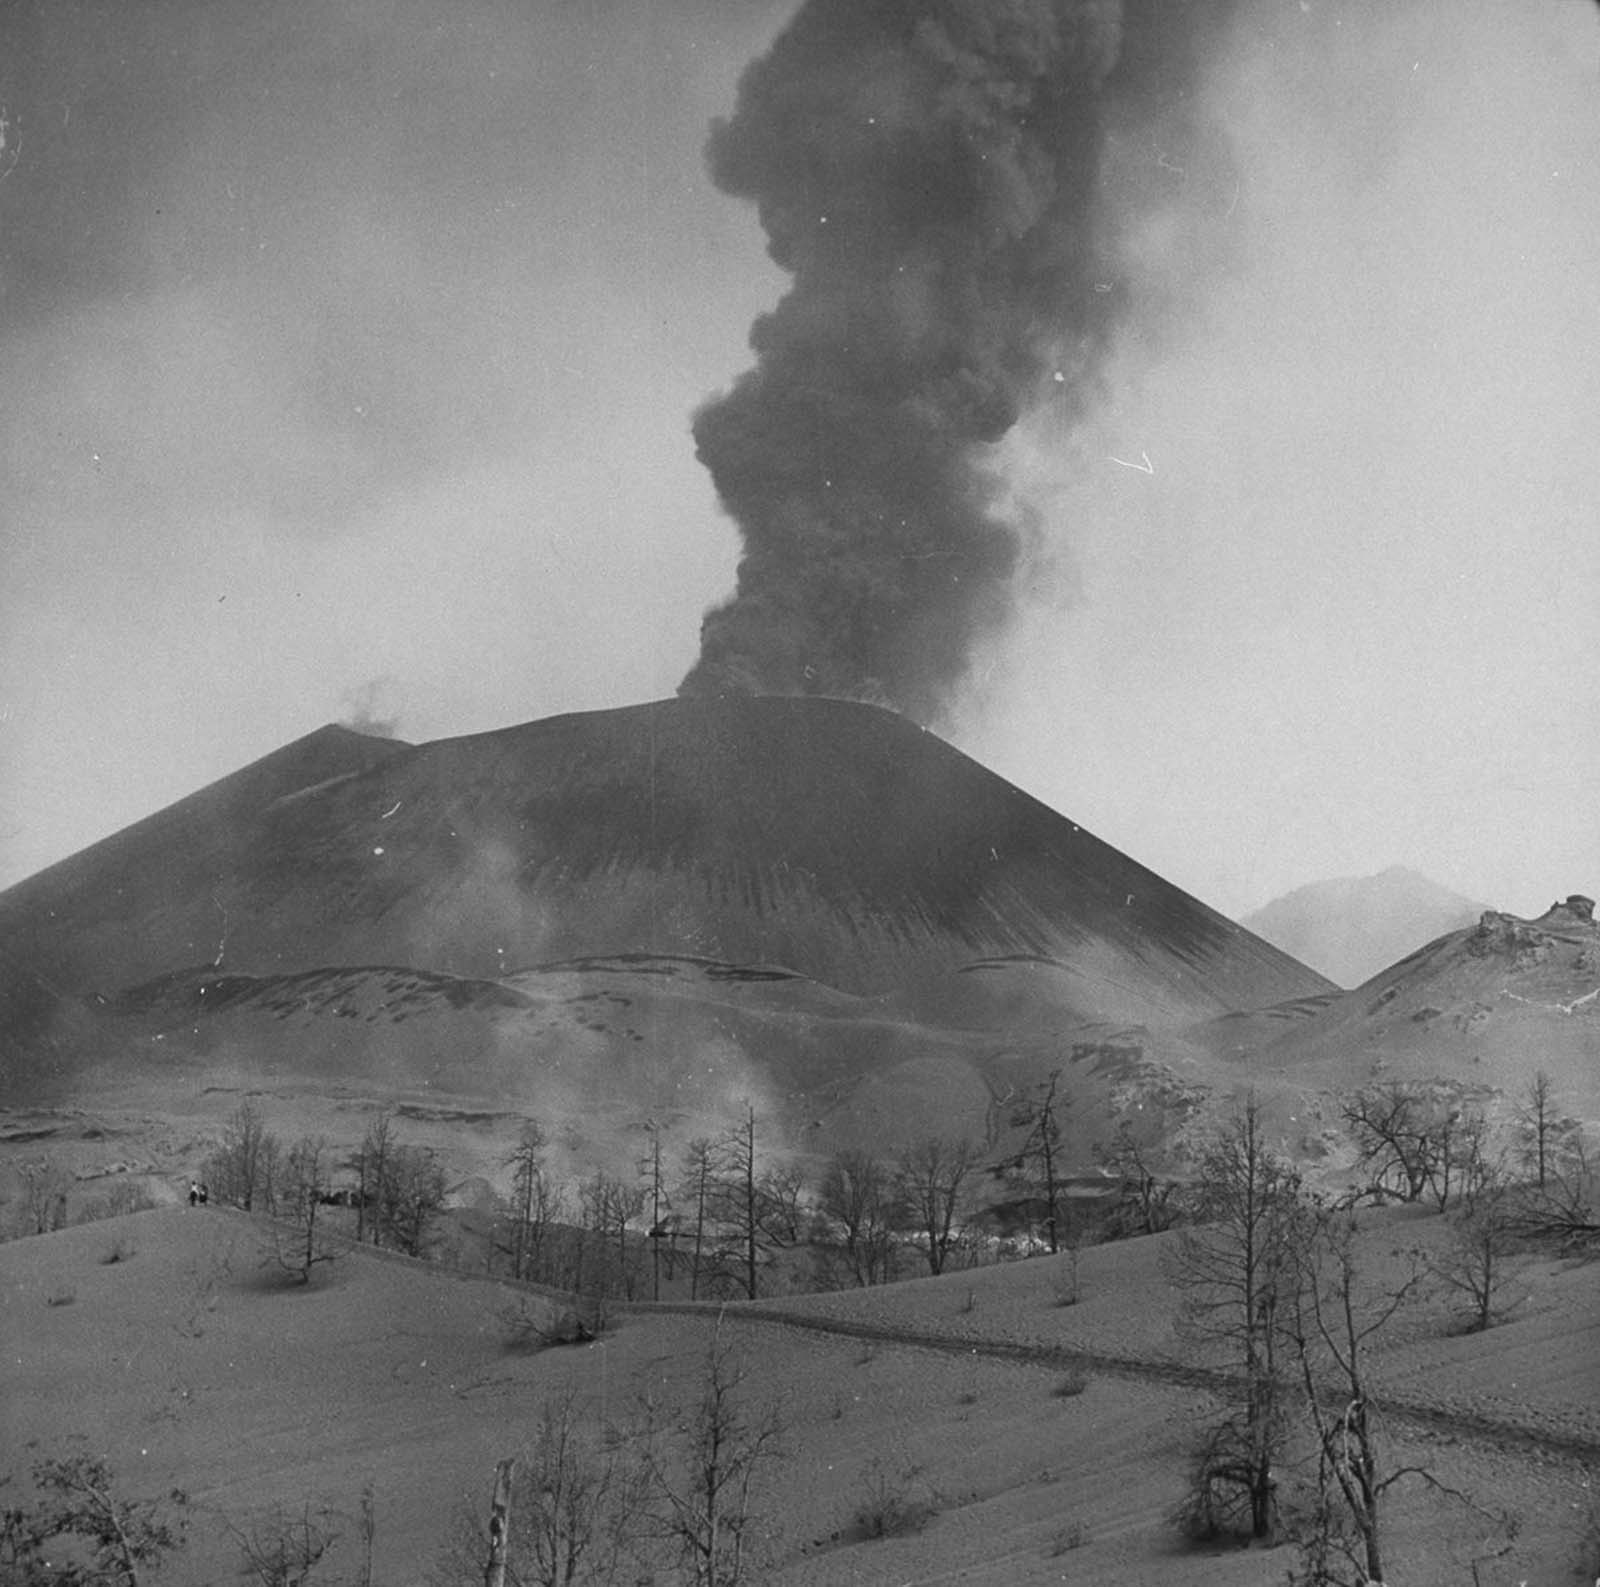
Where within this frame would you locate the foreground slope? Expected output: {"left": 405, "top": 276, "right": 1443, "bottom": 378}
{"left": 2, "top": 1206, "right": 1592, "bottom": 1586}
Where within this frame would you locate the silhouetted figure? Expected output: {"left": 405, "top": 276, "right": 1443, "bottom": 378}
{"left": 188, "top": 1182, "right": 199, "bottom": 1207}
{"left": 198, "top": 1183, "right": 209, "bottom": 1206}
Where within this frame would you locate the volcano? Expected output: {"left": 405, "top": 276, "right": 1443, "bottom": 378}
{"left": 0, "top": 698, "right": 1340, "bottom": 1174}
{"left": 1, "top": 696, "right": 1325, "bottom": 1033}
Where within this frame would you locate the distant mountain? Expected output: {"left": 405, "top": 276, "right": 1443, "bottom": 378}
{"left": 1241, "top": 866, "right": 1486, "bottom": 989}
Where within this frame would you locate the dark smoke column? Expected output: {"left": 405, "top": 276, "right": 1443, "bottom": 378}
{"left": 679, "top": 1, "right": 1127, "bottom": 722}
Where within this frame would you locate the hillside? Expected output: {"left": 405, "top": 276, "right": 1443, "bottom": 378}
{"left": 1201, "top": 895, "right": 1600, "bottom": 1160}
{"left": 1241, "top": 865, "right": 1485, "bottom": 989}
{"left": 2, "top": 1204, "right": 1593, "bottom": 1586}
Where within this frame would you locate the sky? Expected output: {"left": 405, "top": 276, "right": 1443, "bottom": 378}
{"left": 1, "top": 0, "right": 1596, "bottom": 922}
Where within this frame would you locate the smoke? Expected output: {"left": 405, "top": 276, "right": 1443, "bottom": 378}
{"left": 338, "top": 677, "right": 405, "bottom": 740}
{"left": 679, "top": 0, "right": 1238, "bottom": 722}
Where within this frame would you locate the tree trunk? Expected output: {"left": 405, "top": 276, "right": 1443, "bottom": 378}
{"left": 483, "top": 1457, "right": 515, "bottom": 1587}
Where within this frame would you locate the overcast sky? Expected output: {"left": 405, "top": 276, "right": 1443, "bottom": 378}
{"left": 2, "top": 0, "right": 1596, "bottom": 922}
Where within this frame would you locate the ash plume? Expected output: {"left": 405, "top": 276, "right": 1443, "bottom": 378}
{"left": 680, "top": 0, "right": 1235, "bottom": 722}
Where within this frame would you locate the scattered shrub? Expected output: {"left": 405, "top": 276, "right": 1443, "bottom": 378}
{"left": 102, "top": 1233, "right": 136, "bottom": 1265}
{"left": 852, "top": 1456, "right": 937, "bottom": 1540}
{"left": 1048, "top": 1520, "right": 1089, "bottom": 1555}
{"left": 1051, "top": 1368, "right": 1089, "bottom": 1399}
{"left": 45, "top": 1285, "right": 76, "bottom": 1308}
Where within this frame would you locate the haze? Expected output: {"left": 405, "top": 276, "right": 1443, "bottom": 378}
{"left": 1, "top": 0, "right": 1595, "bottom": 921}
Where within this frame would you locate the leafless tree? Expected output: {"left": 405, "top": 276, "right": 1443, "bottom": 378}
{"left": 1167, "top": 1097, "right": 1300, "bottom": 1544}
{"left": 271, "top": 1136, "right": 343, "bottom": 1285}
{"left": 677, "top": 1137, "right": 724, "bottom": 1301}
{"left": 715, "top": 1103, "right": 764, "bottom": 1301}
{"left": 1513, "top": 1069, "right": 1586, "bottom": 1190}
{"left": 346, "top": 1111, "right": 396, "bottom": 1245}
{"left": 435, "top": 1395, "right": 649, "bottom": 1587}
{"left": 1006, "top": 1069, "right": 1068, "bottom": 1253}
{"left": 754, "top": 1160, "right": 809, "bottom": 1251}
{"left": 232, "top": 1502, "right": 339, "bottom": 1587}
{"left": 1341, "top": 1081, "right": 1489, "bottom": 1209}
{"left": 205, "top": 1100, "right": 278, "bottom": 1213}
{"left": 641, "top": 1329, "right": 784, "bottom": 1587}
{"left": 1432, "top": 1168, "right": 1525, "bottom": 1333}
{"left": 817, "top": 1149, "right": 900, "bottom": 1287}
{"left": 379, "top": 1144, "right": 447, "bottom": 1258}
{"left": 1094, "top": 1119, "right": 1179, "bottom": 1236}
{"left": 1285, "top": 1202, "right": 1500, "bottom": 1586}
{"left": 2, "top": 1455, "right": 188, "bottom": 1586}
{"left": 503, "top": 1119, "right": 562, "bottom": 1283}
{"left": 895, "top": 1137, "right": 978, "bottom": 1276}
{"left": 641, "top": 1122, "right": 668, "bottom": 1301}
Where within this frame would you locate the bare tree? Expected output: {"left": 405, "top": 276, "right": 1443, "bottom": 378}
{"left": 346, "top": 1111, "right": 396, "bottom": 1245}
{"left": 380, "top": 1144, "right": 447, "bottom": 1258}
{"left": 1285, "top": 1202, "right": 1493, "bottom": 1586}
{"left": 641, "top": 1122, "right": 668, "bottom": 1301}
{"left": 232, "top": 1502, "right": 340, "bottom": 1587}
{"left": 504, "top": 1120, "right": 560, "bottom": 1283}
{"left": 677, "top": 1138, "right": 723, "bottom": 1302}
{"left": 1094, "top": 1119, "right": 1179, "bottom": 1236}
{"left": 817, "top": 1149, "right": 900, "bottom": 1287}
{"left": 2, "top": 1455, "right": 188, "bottom": 1586}
{"left": 517, "top": 1396, "right": 648, "bottom": 1586}
{"left": 1006, "top": 1069, "right": 1068, "bottom": 1253}
{"left": 754, "top": 1161, "right": 809, "bottom": 1252}
{"left": 1341, "top": 1081, "right": 1489, "bottom": 1210}
{"left": 1340, "top": 1083, "right": 1438, "bottom": 1203}
{"left": 205, "top": 1100, "right": 277, "bottom": 1213}
{"left": 1167, "top": 1097, "right": 1300, "bottom": 1544}
{"left": 895, "top": 1137, "right": 978, "bottom": 1276}
{"left": 641, "top": 1329, "right": 784, "bottom": 1587}
{"left": 717, "top": 1103, "right": 764, "bottom": 1301}
{"left": 271, "top": 1136, "right": 343, "bottom": 1286}
{"left": 1432, "top": 1169, "right": 1524, "bottom": 1333}
{"left": 1513, "top": 1069, "right": 1586, "bottom": 1190}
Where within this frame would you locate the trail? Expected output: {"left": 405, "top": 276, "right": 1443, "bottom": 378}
{"left": 634, "top": 1299, "right": 1600, "bottom": 1467}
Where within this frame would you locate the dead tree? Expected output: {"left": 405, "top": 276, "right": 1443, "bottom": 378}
{"left": 1286, "top": 1203, "right": 1490, "bottom": 1586}
{"left": 817, "top": 1149, "right": 900, "bottom": 1287}
{"left": 1167, "top": 1097, "right": 1300, "bottom": 1543}
{"left": 272, "top": 1136, "right": 342, "bottom": 1285}
{"left": 483, "top": 1458, "right": 515, "bottom": 1587}
{"left": 1095, "top": 1119, "right": 1179, "bottom": 1236}
{"left": 895, "top": 1137, "right": 978, "bottom": 1276}
{"left": 642, "top": 1328, "right": 784, "bottom": 1587}
{"left": 677, "top": 1138, "right": 723, "bottom": 1301}
{"left": 1007, "top": 1069, "right": 1068, "bottom": 1253}
{"left": 1432, "top": 1170, "right": 1524, "bottom": 1332}
{"left": 504, "top": 1120, "right": 560, "bottom": 1282}
{"left": 206, "top": 1100, "right": 278, "bottom": 1213}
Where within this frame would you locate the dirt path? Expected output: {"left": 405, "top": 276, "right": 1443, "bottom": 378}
{"left": 634, "top": 1298, "right": 1600, "bottom": 1466}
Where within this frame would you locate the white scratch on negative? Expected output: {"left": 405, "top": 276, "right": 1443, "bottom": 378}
{"left": 1108, "top": 451, "right": 1154, "bottom": 475}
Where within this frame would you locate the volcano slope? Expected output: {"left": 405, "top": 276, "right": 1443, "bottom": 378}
{"left": 0, "top": 698, "right": 1329, "bottom": 1184}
